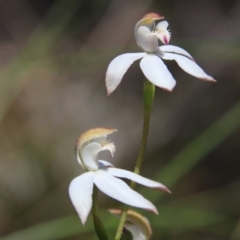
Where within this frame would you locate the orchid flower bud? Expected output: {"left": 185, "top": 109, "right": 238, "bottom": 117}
{"left": 109, "top": 209, "right": 152, "bottom": 240}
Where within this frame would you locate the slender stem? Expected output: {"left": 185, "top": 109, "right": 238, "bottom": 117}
{"left": 114, "top": 80, "right": 155, "bottom": 240}
{"left": 132, "top": 112, "right": 150, "bottom": 176}
{"left": 113, "top": 204, "right": 129, "bottom": 240}
{"left": 92, "top": 186, "right": 109, "bottom": 240}
{"left": 132, "top": 80, "right": 155, "bottom": 178}
{"left": 92, "top": 186, "right": 99, "bottom": 216}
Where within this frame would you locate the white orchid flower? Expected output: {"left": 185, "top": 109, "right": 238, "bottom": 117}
{"left": 105, "top": 12, "right": 216, "bottom": 95}
{"left": 109, "top": 209, "right": 152, "bottom": 240}
{"left": 69, "top": 128, "right": 170, "bottom": 225}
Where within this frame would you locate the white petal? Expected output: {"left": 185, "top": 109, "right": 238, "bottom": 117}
{"left": 81, "top": 142, "right": 102, "bottom": 170}
{"left": 107, "top": 168, "right": 170, "bottom": 193}
{"left": 160, "top": 45, "right": 193, "bottom": 59}
{"left": 98, "top": 160, "right": 114, "bottom": 168}
{"left": 162, "top": 52, "right": 216, "bottom": 82}
{"left": 69, "top": 172, "right": 95, "bottom": 225}
{"left": 105, "top": 53, "right": 146, "bottom": 95}
{"left": 125, "top": 225, "right": 146, "bottom": 240}
{"left": 94, "top": 170, "right": 158, "bottom": 214}
{"left": 137, "top": 26, "right": 159, "bottom": 52}
{"left": 140, "top": 54, "right": 176, "bottom": 91}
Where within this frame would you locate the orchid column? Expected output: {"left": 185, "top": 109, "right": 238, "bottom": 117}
{"left": 105, "top": 12, "right": 215, "bottom": 240}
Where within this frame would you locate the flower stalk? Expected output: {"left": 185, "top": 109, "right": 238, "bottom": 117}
{"left": 92, "top": 186, "right": 109, "bottom": 240}
{"left": 114, "top": 79, "right": 155, "bottom": 240}
{"left": 133, "top": 79, "right": 155, "bottom": 178}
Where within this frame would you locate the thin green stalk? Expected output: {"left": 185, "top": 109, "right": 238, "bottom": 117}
{"left": 114, "top": 80, "right": 155, "bottom": 240}
{"left": 92, "top": 186, "right": 109, "bottom": 240}
{"left": 113, "top": 204, "right": 129, "bottom": 240}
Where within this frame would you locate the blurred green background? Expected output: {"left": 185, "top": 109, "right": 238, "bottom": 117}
{"left": 0, "top": 0, "right": 239, "bottom": 239}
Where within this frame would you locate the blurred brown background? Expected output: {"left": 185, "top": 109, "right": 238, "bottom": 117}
{"left": 0, "top": 0, "right": 239, "bottom": 239}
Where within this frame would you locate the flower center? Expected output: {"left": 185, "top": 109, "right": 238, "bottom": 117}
{"left": 135, "top": 19, "right": 171, "bottom": 53}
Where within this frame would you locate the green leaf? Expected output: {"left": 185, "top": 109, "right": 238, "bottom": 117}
{"left": 92, "top": 212, "right": 109, "bottom": 240}
{"left": 92, "top": 186, "right": 109, "bottom": 240}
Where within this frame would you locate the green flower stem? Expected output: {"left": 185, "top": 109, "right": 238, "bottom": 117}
{"left": 92, "top": 186, "right": 109, "bottom": 240}
{"left": 114, "top": 80, "right": 155, "bottom": 240}
{"left": 114, "top": 204, "right": 129, "bottom": 240}
{"left": 133, "top": 79, "right": 155, "bottom": 178}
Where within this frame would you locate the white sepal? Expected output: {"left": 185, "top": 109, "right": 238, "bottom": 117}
{"left": 107, "top": 168, "right": 171, "bottom": 193}
{"left": 160, "top": 45, "right": 193, "bottom": 60}
{"left": 125, "top": 225, "right": 147, "bottom": 240}
{"left": 162, "top": 52, "right": 216, "bottom": 82}
{"left": 140, "top": 54, "right": 176, "bottom": 91}
{"left": 94, "top": 170, "right": 158, "bottom": 214}
{"left": 69, "top": 172, "right": 95, "bottom": 225}
{"left": 105, "top": 53, "right": 146, "bottom": 95}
